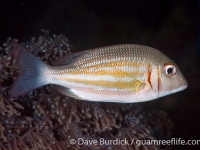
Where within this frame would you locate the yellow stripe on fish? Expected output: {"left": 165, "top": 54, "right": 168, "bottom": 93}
{"left": 55, "top": 72, "right": 145, "bottom": 92}
{"left": 51, "top": 61, "right": 149, "bottom": 92}
{"left": 54, "top": 61, "right": 145, "bottom": 75}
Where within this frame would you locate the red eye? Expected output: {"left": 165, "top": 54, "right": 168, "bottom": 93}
{"left": 164, "top": 64, "right": 176, "bottom": 76}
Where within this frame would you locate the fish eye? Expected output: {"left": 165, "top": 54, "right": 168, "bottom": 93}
{"left": 164, "top": 64, "right": 176, "bottom": 76}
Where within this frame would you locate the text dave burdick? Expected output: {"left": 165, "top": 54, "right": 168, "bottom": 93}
{"left": 76, "top": 138, "right": 129, "bottom": 145}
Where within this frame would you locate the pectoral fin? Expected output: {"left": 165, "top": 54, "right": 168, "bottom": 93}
{"left": 115, "top": 68, "right": 146, "bottom": 92}
{"left": 138, "top": 83, "right": 146, "bottom": 93}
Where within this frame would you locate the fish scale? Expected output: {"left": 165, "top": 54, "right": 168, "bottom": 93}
{"left": 47, "top": 45, "right": 162, "bottom": 101}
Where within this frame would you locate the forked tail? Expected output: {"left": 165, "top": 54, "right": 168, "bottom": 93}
{"left": 10, "top": 43, "right": 49, "bottom": 97}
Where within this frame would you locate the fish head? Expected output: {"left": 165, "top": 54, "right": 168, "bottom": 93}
{"left": 157, "top": 58, "right": 188, "bottom": 98}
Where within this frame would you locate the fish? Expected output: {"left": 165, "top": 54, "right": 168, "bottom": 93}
{"left": 10, "top": 43, "right": 188, "bottom": 103}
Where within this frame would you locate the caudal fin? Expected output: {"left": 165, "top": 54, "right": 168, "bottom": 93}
{"left": 10, "top": 43, "right": 49, "bottom": 97}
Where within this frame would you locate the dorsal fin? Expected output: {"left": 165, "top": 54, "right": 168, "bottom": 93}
{"left": 54, "top": 51, "right": 90, "bottom": 66}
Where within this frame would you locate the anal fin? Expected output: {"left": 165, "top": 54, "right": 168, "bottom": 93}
{"left": 55, "top": 85, "right": 84, "bottom": 100}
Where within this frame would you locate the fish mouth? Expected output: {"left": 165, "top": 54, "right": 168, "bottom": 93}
{"left": 171, "top": 77, "right": 188, "bottom": 94}
{"left": 172, "top": 85, "right": 187, "bottom": 93}
{"left": 158, "top": 84, "right": 188, "bottom": 98}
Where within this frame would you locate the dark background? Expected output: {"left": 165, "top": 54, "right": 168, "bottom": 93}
{"left": 0, "top": 0, "right": 199, "bottom": 149}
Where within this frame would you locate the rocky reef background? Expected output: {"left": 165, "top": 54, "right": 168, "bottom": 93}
{"left": 0, "top": 0, "right": 199, "bottom": 150}
{"left": 0, "top": 30, "right": 173, "bottom": 150}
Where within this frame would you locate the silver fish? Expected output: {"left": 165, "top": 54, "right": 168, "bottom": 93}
{"left": 10, "top": 43, "right": 188, "bottom": 103}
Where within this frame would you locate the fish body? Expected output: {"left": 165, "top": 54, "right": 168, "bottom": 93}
{"left": 10, "top": 43, "right": 187, "bottom": 103}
